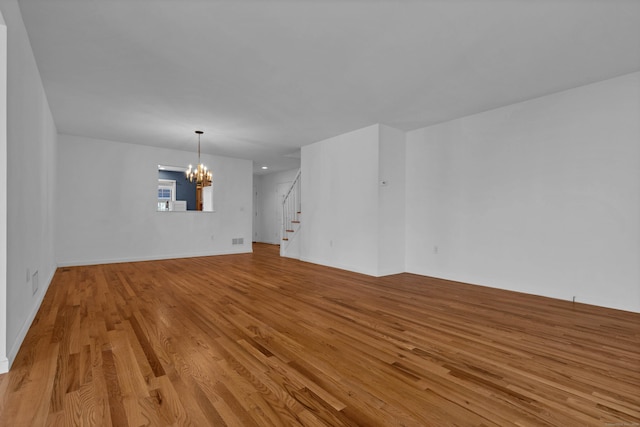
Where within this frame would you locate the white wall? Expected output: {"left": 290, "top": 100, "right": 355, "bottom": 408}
{"left": 0, "top": 9, "right": 7, "bottom": 373}
{"left": 301, "top": 125, "right": 380, "bottom": 275}
{"left": 254, "top": 168, "right": 299, "bottom": 244}
{"left": 0, "top": 0, "right": 58, "bottom": 371}
{"left": 56, "top": 134, "right": 253, "bottom": 265}
{"left": 378, "top": 124, "right": 406, "bottom": 275}
{"left": 406, "top": 72, "right": 640, "bottom": 313}
{"left": 301, "top": 124, "right": 407, "bottom": 276}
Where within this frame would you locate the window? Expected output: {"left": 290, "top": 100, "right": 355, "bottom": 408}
{"left": 157, "top": 179, "right": 176, "bottom": 211}
{"left": 158, "top": 188, "right": 172, "bottom": 199}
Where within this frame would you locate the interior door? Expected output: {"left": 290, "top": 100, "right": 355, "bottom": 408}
{"left": 252, "top": 185, "right": 257, "bottom": 242}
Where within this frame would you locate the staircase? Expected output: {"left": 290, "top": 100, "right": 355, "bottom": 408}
{"left": 280, "top": 169, "right": 301, "bottom": 258}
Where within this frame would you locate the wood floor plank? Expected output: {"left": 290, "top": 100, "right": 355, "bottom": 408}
{"left": 0, "top": 243, "right": 638, "bottom": 426}
{"left": 102, "top": 349, "right": 128, "bottom": 426}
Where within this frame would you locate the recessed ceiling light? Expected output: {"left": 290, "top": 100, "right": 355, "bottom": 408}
{"left": 261, "top": 166, "right": 268, "bottom": 170}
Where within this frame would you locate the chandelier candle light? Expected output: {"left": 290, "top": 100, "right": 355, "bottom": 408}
{"left": 186, "top": 130, "right": 212, "bottom": 186}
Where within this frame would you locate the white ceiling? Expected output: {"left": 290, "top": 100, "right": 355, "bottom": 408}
{"left": 17, "top": 0, "right": 640, "bottom": 174}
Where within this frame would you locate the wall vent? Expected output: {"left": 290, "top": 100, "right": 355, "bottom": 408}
{"left": 232, "top": 238, "right": 244, "bottom": 245}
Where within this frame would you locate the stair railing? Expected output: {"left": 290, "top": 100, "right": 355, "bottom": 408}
{"left": 281, "top": 169, "right": 301, "bottom": 241}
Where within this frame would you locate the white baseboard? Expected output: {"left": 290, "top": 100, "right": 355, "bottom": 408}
{"left": 56, "top": 247, "right": 253, "bottom": 267}
{"left": 405, "top": 268, "right": 640, "bottom": 314}
{"left": 7, "top": 268, "right": 55, "bottom": 369}
{"left": 299, "top": 256, "right": 379, "bottom": 277}
{"left": 376, "top": 267, "right": 405, "bottom": 277}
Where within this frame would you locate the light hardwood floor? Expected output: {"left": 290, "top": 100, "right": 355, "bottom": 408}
{"left": 0, "top": 243, "right": 638, "bottom": 426}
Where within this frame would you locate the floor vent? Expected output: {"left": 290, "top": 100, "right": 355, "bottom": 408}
{"left": 232, "top": 238, "right": 244, "bottom": 245}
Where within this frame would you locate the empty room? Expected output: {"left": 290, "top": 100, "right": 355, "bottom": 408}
{"left": 0, "top": 0, "right": 638, "bottom": 425}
